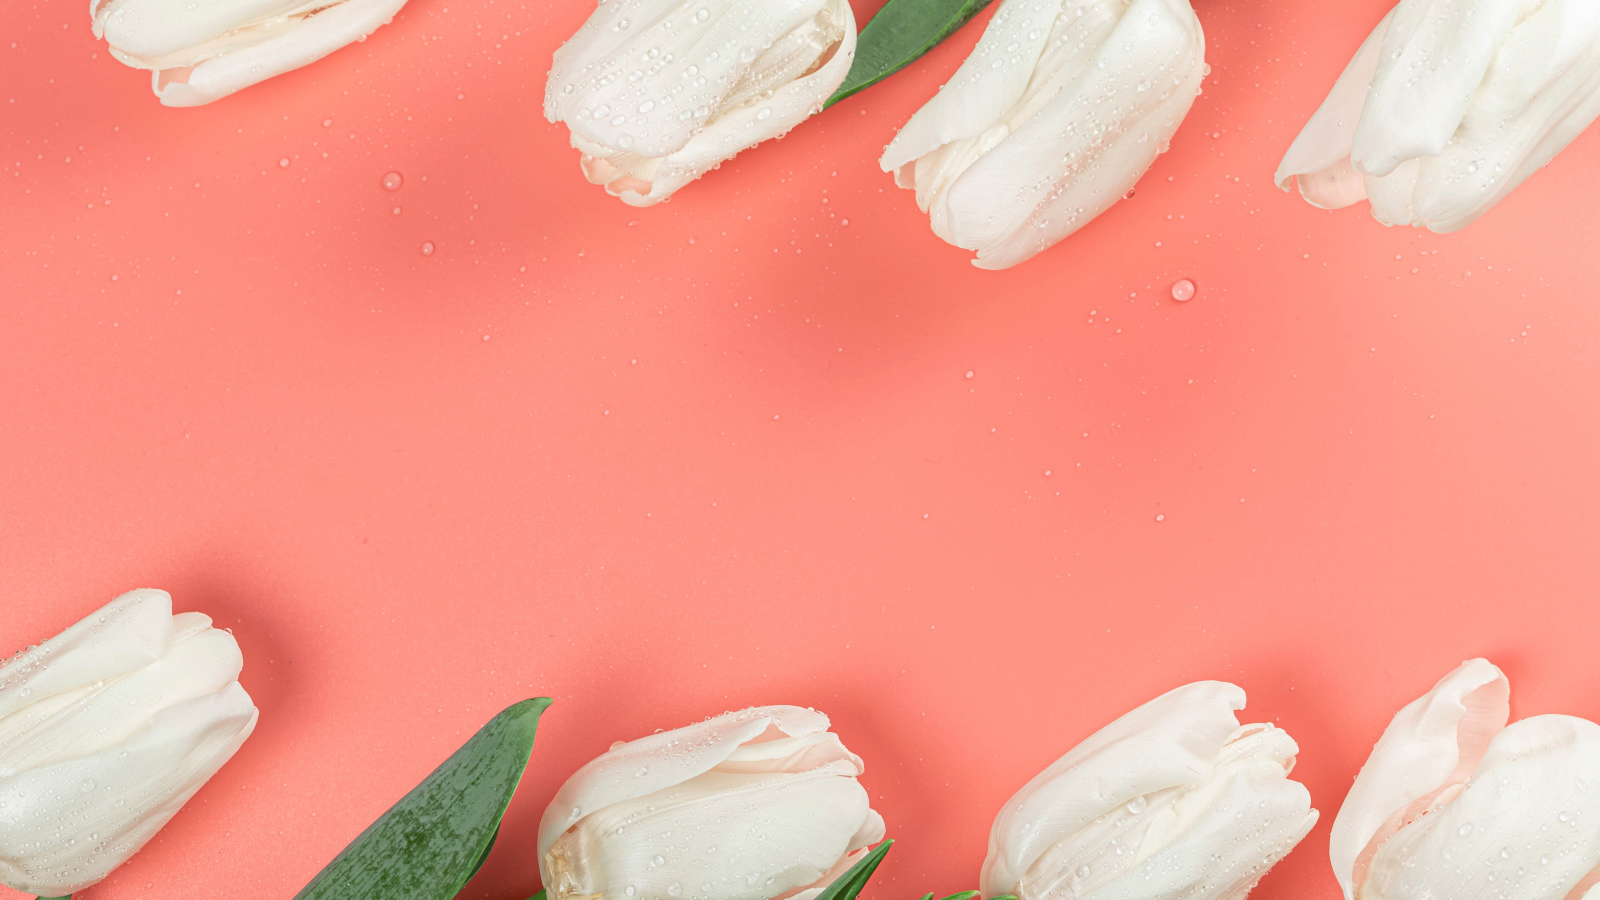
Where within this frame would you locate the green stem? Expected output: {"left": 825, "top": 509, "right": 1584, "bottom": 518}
{"left": 37, "top": 895, "right": 72, "bottom": 899}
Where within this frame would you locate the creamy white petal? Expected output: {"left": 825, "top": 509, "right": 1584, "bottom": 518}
{"left": 545, "top": 0, "right": 852, "bottom": 204}
{"left": 1409, "top": 0, "right": 1600, "bottom": 230}
{"left": 1353, "top": 0, "right": 1536, "bottom": 177}
{"left": 712, "top": 731, "right": 862, "bottom": 775}
{"left": 1361, "top": 715, "right": 1600, "bottom": 900}
{"left": 1082, "top": 757, "right": 1316, "bottom": 900}
{"left": 92, "top": 0, "right": 407, "bottom": 106}
{"left": 546, "top": 763, "right": 871, "bottom": 900}
{"left": 884, "top": 0, "right": 1205, "bottom": 270}
{"left": 536, "top": 706, "right": 832, "bottom": 883}
{"left": 1274, "top": 9, "right": 1394, "bottom": 208}
{"left": 152, "top": 0, "right": 409, "bottom": 107}
{"left": 0, "top": 589, "right": 170, "bottom": 721}
{"left": 615, "top": 2, "right": 855, "bottom": 207}
{"left": 0, "top": 682, "right": 258, "bottom": 897}
{"left": 0, "top": 621, "right": 242, "bottom": 777}
{"left": 981, "top": 682, "right": 1247, "bottom": 896}
{"left": 878, "top": 0, "right": 1069, "bottom": 173}
{"left": 1329, "top": 658, "right": 1509, "bottom": 900}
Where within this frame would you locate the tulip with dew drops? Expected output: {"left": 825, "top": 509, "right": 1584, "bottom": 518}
{"left": 0, "top": 589, "right": 258, "bottom": 899}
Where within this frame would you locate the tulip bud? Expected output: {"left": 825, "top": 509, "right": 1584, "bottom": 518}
{"left": 1276, "top": 0, "right": 1600, "bottom": 231}
{"left": 544, "top": 0, "right": 857, "bottom": 206}
{"left": 878, "top": 0, "right": 1205, "bottom": 269}
{"left": 1330, "top": 659, "right": 1600, "bottom": 900}
{"left": 0, "top": 589, "right": 258, "bottom": 897}
{"left": 980, "top": 682, "right": 1317, "bottom": 900}
{"left": 537, "top": 705, "right": 885, "bottom": 900}
{"left": 90, "top": 0, "right": 408, "bottom": 106}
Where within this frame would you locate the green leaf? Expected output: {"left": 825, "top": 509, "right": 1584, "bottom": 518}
{"left": 813, "top": 839, "right": 893, "bottom": 900}
{"left": 525, "top": 893, "right": 549, "bottom": 900}
{"left": 292, "top": 697, "right": 552, "bottom": 900}
{"left": 935, "top": 893, "right": 980, "bottom": 900}
{"left": 825, "top": 0, "right": 996, "bottom": 108}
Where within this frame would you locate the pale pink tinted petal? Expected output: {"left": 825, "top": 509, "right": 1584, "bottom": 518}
{"left": 1274, "top": 9, "right": 1393, "bottom": 208}
{"left": 1329, "top": 658, "right": 1509, "bottom": 900}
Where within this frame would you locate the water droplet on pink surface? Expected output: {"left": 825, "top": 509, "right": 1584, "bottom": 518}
{"left": 381, "top": 171, "right": 403, "bottom": 191}
{"left": 1123, "top": 187, "right": 1136, "bottom": 199}
{"left": 420, "top": 241, "right": 435, "bottom": 256}
{"left": 1171, "top": 279, "right": 1195, "bottom": 302}
{"left": 278, "top": 157, "right": 290, "bottom": 168}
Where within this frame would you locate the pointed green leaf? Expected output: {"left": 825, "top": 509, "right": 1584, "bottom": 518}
{"left": 825, "top": 0, "right": 996, "bottom": 108}
{"left": 812, "top": 839, "right": 893, "bottom": 900}
{"left": 525, "top": 893, "right": 549, "bottom": 900}
{"left": 935, "top": 892, "right": 979, "bottom": 900}
{"left": 293, "top": 697, "right": 552, "bottom": 900}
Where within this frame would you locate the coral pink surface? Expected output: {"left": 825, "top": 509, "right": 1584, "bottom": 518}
{"left": 6, "top": 0, "right": 1600, "bottom": 898}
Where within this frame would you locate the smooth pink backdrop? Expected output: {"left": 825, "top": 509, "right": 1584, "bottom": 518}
{"left": 6, "top": 0, "right": 1600, "bottom": 898}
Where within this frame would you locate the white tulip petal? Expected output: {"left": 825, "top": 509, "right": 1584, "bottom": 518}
{"left": 1409, "top": 0, "right": 1600, "bottom": 230}
{"left": 1353, "top": 0, "right": 1533, "bottom": 177}
{"left": 0, "top": 621, "right": 242, "bottom": 777}
{"left": 92, "top": 0, "right": 407, "bottom": 106}
{"left": 878, "top": 0, "right": 1069, "bottom": 173}
{"left": 1274, "top": 10, "right": 1394, "bottom": 209}
{"left": 546, "top": 764, "right": 871, "bottom": 900}
{"left": 537, "top": 706, "right": 833, "bottom": 883}
{"left": 1329, "top": 658, "right": 1509, "bottom": 900}
{"left": 981, "top": 682, "right": 1247, "bottom": 896}
{"left": 1361, "top": 715, "right": 1600, "bottom": 900}
{"left": 545, "top": 0, "right": 853, "bottom": 204}
{"left": 0, "top": 589, "right": 171, "bottom": 721}
{"left": 0, "top": 682, "right": 258, "bottom": 897}
{"left": 1083, "top": 758, "right": 1316, "bottom": 900}
{"left": 713, "top": 732, "right": 862, "bottom": 776}
{"left": 883, "top": 0, "right": 1205, "bottom": 270}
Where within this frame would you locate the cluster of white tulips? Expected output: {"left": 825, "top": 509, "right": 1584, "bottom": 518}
{"left": 8, "top": 593, "right": 1600, "bottom": 900}
{"left": 87, "top": 0, "right": 1600, "bottom": 265}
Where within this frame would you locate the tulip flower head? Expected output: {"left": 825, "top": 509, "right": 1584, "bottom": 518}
{"left": 0, "top": 589, "right": 258, "bottom": 897}
{"left": 1276, "top": 0, "right": 1600, "bottom": 231}
{"left": 538, "top": 705, "right": 885, "bottom": 900}
{"left": 879, "top": 0, "right": 1206, "bottom": 269}
{"left": 1331, "top": 659, "right": 1600, "bottom": 900}
{"left": 981, "top": 681, "right": 1317, "bottom": 900}
{"left": 544, "top": 0, "right": 857, "bottom": 206}
{"left": 90, "top": 0, "right": 408, "bottom": 106}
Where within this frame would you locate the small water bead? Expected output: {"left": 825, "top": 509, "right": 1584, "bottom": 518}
{"left": 653, "top": 855, "right": 666, "bottom": 867}
{"left": 616, "top": 18, "right": 630, "bottom": 28}
{"left": 1076, "top": 865, "right": 1091, "bottom": 879}
{"left": 278, "top": 157, "right": 290, "bottom": 168}
{"left": 1123, "top": 188, "right": 1136, "bottom": 200}
{"left": 1459, "top": 824, "right": 1476, "bottom": 837}
{"left": 382, "top": 170, "right": 403, "bottom": 191}
{"left": 625, "top": 887, "right": 637, "bottom": 897}
{"left": 419, "top": 241, "right": 435, "bottom": 256}
{"left": 1126, "top": 795, "right": 1148, "bottom": 814}
{"left": 669, "top": 885, "right": 682, "bottom": 896}
{"left": 80, "top": 779, "right": 96, "bottom": 792}
{"left": 392, "top": 206, "right": 402, "bottom": 215}
{"left": 1171, "top": 279, "right": 1195, "bottom": 302}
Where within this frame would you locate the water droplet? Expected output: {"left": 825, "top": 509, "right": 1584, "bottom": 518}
{"left": 1076, "top": 865, "right": 1091, "bottom": 879}
{"left": 616, "top": 18, "right": 630, "bottom": 29}
{"left": 80, "top": 779, "right": 96, "bottom": 792}
{"left": 382, "top": 171, "right": 403, "bottom": 191}
{"left": 653, "top": 855, "right": 666, "bottom": 867}
{"left": 278, "top": 157, "right": 290, "bottom": 168}
{"left": 1459, "top": 823, "right": 1475, "bottom": 837}
{"left": 1127, "top": 796, "right": 1148, "bottom": 814}
{"left": 392, "top": 206, "right": 402, "bottom": 215}
{"left": 1123, "top": 187, "right": 1135, "bottom": 200}
{"left": 637, "top": 766, "right": 650, "bottom": 776}
{"left": 1171, "top": 279, "right": 1195, "bottom": 302}
{"left": 322, "top": 118, "right": 332, "bottom": 127}
{"left": 625, "top": 887, "right": 637, "bottom": 897}
{"left": 669, "top": 885, "right": 682, "bottom": 896}
{"left": 419, "top": 241, "right": 435, "bottom": 256}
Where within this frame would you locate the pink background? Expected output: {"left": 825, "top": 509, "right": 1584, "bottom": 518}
{"left": 6, "top": 0, "right": 1600, "bottom": 897}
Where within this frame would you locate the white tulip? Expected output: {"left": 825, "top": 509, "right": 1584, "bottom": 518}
{"left": 544, "top": 0, "right": 856, "bottom": 206}
{"left": 0, "top": 589, "right": 258, "bottom": 897}
{"left": 537, "top": 705, "right": 885, "bottom": 900}
{"left": 1330, "top": 659, "right": 1600, "bottom": 900}
{"left": 878, "top": 0, "right": 1206, "bottom": 269}
{"left": 980, "top": 682, "right": 1317, "bottom": 900}
{"left": 1276, "top": 0, "right": 1600, "bottom": 231}
{"left": 90, "top": 0, "right": 408, "bottom": 106}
